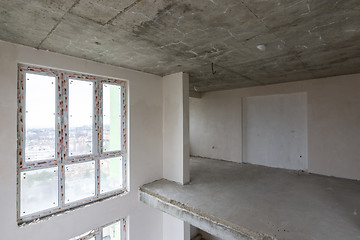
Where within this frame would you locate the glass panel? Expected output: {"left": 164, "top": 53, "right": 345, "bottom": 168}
{"left": 100, "top": 157, "right": 123, "bottom": 193}
{"left": 25, "top": 73, "right": 56, "bottom": 161}
{"left": 103, "top": 84, "right": 121, "bottom": 152}
{"left": 103, "top": 221, "right": 121, "bottom": 240}
{"left": 65, "top": 161, "right": 95, "bottom": 203}
{"left": 69, "top": 79, "right": 93, "bottom": 156}
{"left": 20, "top": 167, "right": 58, "bottom": 216}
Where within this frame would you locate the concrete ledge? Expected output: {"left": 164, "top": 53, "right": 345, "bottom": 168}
{"left": 140, "top": 185, "right": 275, "bottom": 240}
{"left": 140, "top": 157, "right": 360, "bottom": 240}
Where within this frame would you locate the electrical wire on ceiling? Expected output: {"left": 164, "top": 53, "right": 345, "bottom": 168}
{"left": 211, "top": 63, "right": 217, "bottom": 75}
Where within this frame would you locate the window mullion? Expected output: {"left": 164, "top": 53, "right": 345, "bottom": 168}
{"left": 94, "top": 80, "right": 100, "bottom": 157}
{"left": 96, "top": 228, "right": 102, "bottom": 240}
{"left": 98, "top": 82, "right": 104, "bottom": 156}
{"left": 56, "top": 73, "right": 62, "bottom": 165}
{"left": 59, "top": 73, "right": 67, "bottom": 208}
{"left": 99, "top": 225, "right": 103, "bottom": 240}
{"left": 122, "top": 218, "right": 127, "bottom": 240}
{"left": 95, "top": 81, "right": 101, "bottom": 197}
{"left": 17, "top": 68, "right": 26, "bottom": 221}
{"left": 121, "top": 83, "right": 127, "bottom": 189}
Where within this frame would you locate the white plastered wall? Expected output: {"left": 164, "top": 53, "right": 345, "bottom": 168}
{"left": 244, "top": 92, "right": 307, "bottom": 170}
{"left": 190, "top": 74, "right": 360, "bottom": 180}
{"left": 189, "top": 91, "right": 242, "bottom": 163}
{"left": 163, "top": 213, "right": 190, "bottom": 240}
{"left": 0, "top": 40, "right": 164, "bottom": 240}
{"left": 163, "top": 72, "right": 190, "bottom": 185}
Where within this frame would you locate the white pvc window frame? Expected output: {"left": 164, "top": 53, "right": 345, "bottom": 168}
{"left": 17, "top": 64, "right": 128, "bottom": 224}
{"left": 69, "top": 218, "right": 127, "bottom": 240}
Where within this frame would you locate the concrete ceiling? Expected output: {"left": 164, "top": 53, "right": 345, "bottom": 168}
{"left": 0, "top": 0, "right": 359, "bottom": 92}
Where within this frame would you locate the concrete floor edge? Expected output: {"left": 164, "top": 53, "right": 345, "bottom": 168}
{"left": 139, "top": 187, "right": 275, "bottom": 240}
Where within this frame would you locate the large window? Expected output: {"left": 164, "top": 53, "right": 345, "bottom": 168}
{"left": 17, "top": 65, "right": 127, "bottom": 224}
{"left": 69, "top": 218, "right": 127, "bottom": 240}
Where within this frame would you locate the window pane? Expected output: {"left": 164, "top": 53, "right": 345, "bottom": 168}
{"left": 100, "top": 157, "right": 123, "bottom": 193}
{"left": 103, "top": 221, "right": 121, "bottom": 240}
{"left": 65, "top": 161, "right": 95, "bottom": 203}
{"left": 103, "top": 84, "right": 121, "bottom": 152}
{"left": 20, "top": 167, "right": 58, "bottom": 216}
{"left": 25, "top": 73, "right": 56, "bottom": 161}
{"left": 69, "top": 80, "right": 93, "bottom": 156}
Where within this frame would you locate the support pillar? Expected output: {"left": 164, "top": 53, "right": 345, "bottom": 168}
{"left": 162, "top": 72, "right": 190, "bottom": 184}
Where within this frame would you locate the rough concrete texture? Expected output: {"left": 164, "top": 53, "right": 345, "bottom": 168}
{"left": 140, "top": 157, "right": 360, "bottom": 240}
{"left": 0, "top": 0, "right": 359, "bottom": 92}
{"left": 140, "top": 189, "right": 273, "bottom": 240}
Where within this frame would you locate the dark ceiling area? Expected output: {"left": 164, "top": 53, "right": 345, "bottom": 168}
{"left": 0, "top": 0, "right": 359, "bottom": 92}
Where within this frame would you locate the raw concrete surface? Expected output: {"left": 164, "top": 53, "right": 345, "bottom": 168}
{"left": 0, "top": 0, "right": 359, "bottom": 92}
{"left": 140, "top": 157, "right": 360, "bottom": 240}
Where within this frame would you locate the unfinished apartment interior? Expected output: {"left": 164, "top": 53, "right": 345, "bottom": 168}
{"left": 0, "top": 0, "right": 359, "bottom": 239}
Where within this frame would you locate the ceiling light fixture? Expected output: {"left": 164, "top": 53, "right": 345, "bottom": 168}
{"left": 257, "top": 44, "right": 266, "bottom": 51}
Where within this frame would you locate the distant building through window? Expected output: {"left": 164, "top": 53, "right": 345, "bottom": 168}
{"left": 17, "top": 65, "right": 127, "bottom": 224}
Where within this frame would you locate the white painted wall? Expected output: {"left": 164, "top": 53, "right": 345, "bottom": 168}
{"left": 163, "top": 213, "right": 190, "bottom": 240}
{"left": 189, "top": 91, "right": 242, "bottom": 163}
{"left": 0, "top": 40, "right": 163, "bottom": 240}
{"left": 244, "top": 92, "right": 307, "bottom": 170}
{"left": 163, "top": 72, "right": 190, "bottom": 184}
{"left": 190, "top": 74, "right": 360, "bottom": 180}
